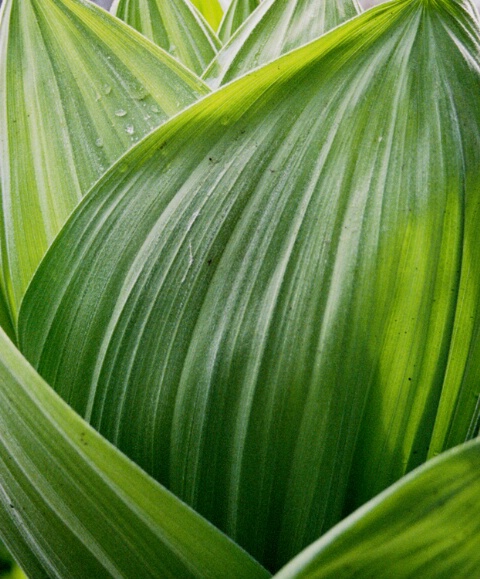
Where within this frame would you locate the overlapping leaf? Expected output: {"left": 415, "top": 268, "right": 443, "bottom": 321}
{"left": 203, "top": 0, "right": 361, "bottom": 88}
{"left": 18, "top": 0, "right": 480, "bottom": 572}
{"left": 0, "top": 328, "right": 269, "bottom": 579}
{"left": 189, "top": 0, "right": 223, "bottom": 30}
{"left": 0, "top": 0, "right": 209, "bottom": 318}
{"left": 218, "top": 0, "right": 260, "bottom": 42}
{"left": 111, "top": 0, "right": 221, "bottom": 75}
{"left": 274, "top": 439, "right": 480, "bottom": 578}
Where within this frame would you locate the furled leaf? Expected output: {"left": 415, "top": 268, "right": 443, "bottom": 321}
{"left": 189, "top": 0, "right": 223, "bottom": 30}
{"left": 111, "top": 0, "right": 221, "bottom": 75}
{"left": 217, "top": 0, "right": 260, "bottom": 43}
{"left": 18, "top": 0, "right": 480, "bottom": 571}
{"left": 273, "top": 439, "right": 480, "bottom": 578}
{"left": 0, "top": 328, "right": 269, "bottom": 579}
{"left": 0, "top": 0, "right": 209, "bottom": 319}
{"left": 203, "top": 0, "right": 361, "bottom": 88}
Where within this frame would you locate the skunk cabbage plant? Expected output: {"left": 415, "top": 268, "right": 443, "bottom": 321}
{"left": 1, "top": 0, "right": 480, "bottom": 576}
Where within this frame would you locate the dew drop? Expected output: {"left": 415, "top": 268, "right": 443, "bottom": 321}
{"left": 115, "top": 109, "right": 127, "bottom": 117}
{"left": 150, "top": 104, "right": 161, "bottom": 113}
{"left": 125, "top": 124, "right": 135, "bottom": 135}
{"left": 103, "top": 84, "right": 112, "bottom": 95}
{"left": 95, "top": 138, "right": 103, "bottom": 147}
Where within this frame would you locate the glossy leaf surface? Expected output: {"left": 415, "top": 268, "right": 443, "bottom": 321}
{"left": 0, "top": 328, "right": 269, "bottom": 579}
{"left": 0, "top": 0, "right": 209, "bottom": 318}
{"left": 112, "top": 0, "right": 221, "bottom": 75}
{"left": 274, "top": 439, "right": 480, "bottom": 578}
{"left": 19, "top": 0, "right": 480, "bottom": 571}
{"left": 203, "top": 0, "right": 361, "bottom": 87}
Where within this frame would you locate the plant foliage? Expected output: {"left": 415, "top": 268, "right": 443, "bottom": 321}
{"left": 1, "top": 0, "right": 480, "bottom": 577}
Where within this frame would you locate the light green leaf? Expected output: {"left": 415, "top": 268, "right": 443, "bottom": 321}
{"left": 273, "top": 439, "right": 480, "bottom": 578}
{"left": 217, "top": 0, "right": 260, "bottom": 43}
{"left": 189, "top": 0, "right": 223, "bottom": 30}
{"left": 111, "top": 0, "right": 221, "bottom": 75}
{"left": 203, "top": 0, "right": 361, "bottom": 88}
{"left": 18, "top": 0, "right": 480, "bottom": 571}
{"left": 0, "top": 0, "right": 209, "bottom": 319}
{"left": 0, "top": 328, "right": 269, "bottom": 579}
{"left": 428, "top": 184, "right": 480, "bottom": 456}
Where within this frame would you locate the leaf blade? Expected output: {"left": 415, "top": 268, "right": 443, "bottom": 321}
{"left": 203, "top": 0, "right": 361, "bottom": 88}
{"left": 189, "top": 0, "right": 223, "bottom": 30}
{"left": 0, "top": 0, "right": 209, "bottom": 318}
{"left": 112, "top": 0, "right": 221, "bottom": 75}
{"left": 18, "top": 0, "right": 480, "bottom": 570}
{"left": 217, "top": 0, "right": 260, "bottom": 43}
{"left": 0, "top": 328, "right": 270, "bottom": 579}
{"left": 273, "top": 440, "right": 480, "bottom": 578}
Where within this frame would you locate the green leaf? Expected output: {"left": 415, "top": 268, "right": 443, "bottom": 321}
{"left": 18, "top": 0, "right": 480, "bottom": 571}
{"left": 428, "top": 180, "right": 480, "bottom": 455}
{"left": 0, "top": 0, "right": 209, "bottom": 319}
{"left": 217, "top": 0, "right": 260, "bottom": 43}
{"left": 0, "top": 328, "right": 269, "bottom": 579}
{"left": 189, "top": 0, "right": 223, "bottom": 30}
{"left": 111, "top": 0, "right": 221, "bottom": 75}
{"left": 203, "top": 0, "right": 361, "bottom": 88}
{"left": 0, "top": 285, "right": 14, "bottom": 343}
{"left": 273, "top": 439, "right": 480, "bottom": 578}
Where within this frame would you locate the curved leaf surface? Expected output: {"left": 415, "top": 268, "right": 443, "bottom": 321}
{"left": 111, "top": 0, "right": 221, "bottom": 75}
{"left": 19, "top": 0, "right": 480, "bottom": 571}
{"left": 273, "top": 439, "right": 480, "bottom": 578}
{"left": 0, "top": 0, "right": 209, "bottom": 318}
{"left": 0, "top": 328, "right": 269, "bottom": 579}
{"left": 218, "top": 0, "right": 259, "bottom": 42}
{"left": 203, "top": 0, "right": 361, "bottom": 88}
{"left": 189, "top": 0, "right": 223, "bottom": 30}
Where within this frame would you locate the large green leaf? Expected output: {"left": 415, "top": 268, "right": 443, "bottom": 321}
{"left": 0, "top": 0, "right": 209, "bottom": 319}
{"left": 0, "top": 328, "right": 269, "bottom": 579}
{"left": 189, "top": 0, "right": 223, "bottom": 30}
{"left": 203, "top": 0, "right": 361, "bottom": 88}
{"left": 217, "top": 0, "right": 260, "bottom": 43}
{"left": 18, "top": 0, "right": 480, "bottom": 571}
{"left": 111, "top": 0, "right": 221, "bottom": 75}
{"left": 273, "top": 439, "right": 480, "bottom": 578}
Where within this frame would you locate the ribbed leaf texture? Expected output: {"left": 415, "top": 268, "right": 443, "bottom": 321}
{"left": 18, "top": 0, "right": 480, "bottom": 572}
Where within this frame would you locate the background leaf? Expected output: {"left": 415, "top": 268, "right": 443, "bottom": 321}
{"left": 273, "top": 439, "right": 480, "bottom": 579}
{"left": 18, "top": 0, "right": 480, "bottom": 572}
{"left": 217, "top": 0, "right": 260, "bottom": 43}
{"left": 0, "top": 0, "right": 209, "bottom": 319}
{"left": 203, "top": 0, "right": 361, "bottom": 88}
{"left": 111, "top": 0, "right": 221, "bottom": 75}
{"left": 0, "top": 328, "right": 269, "bottom": 579}
{"left": 189, "top": 0, "right": 223, "bottom": 30}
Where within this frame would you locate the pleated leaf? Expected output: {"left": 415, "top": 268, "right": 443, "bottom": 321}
{"left": 0, "top": 0, "right": 209, "bottom": 319}
{"left": 273, "top": 439, "right": 480, "bottom": 578}
{"left": 217, "top": 0, "right": 260, "bottom": 43}
{"left": 18, "top": 0, "right": 480, "bottom": 571}
{"left": 189, "top": 0, "right": 223, "bottom": 30}
{"left": 0, "top": 328, "right": 269, "bottom": 579}
{"left": 203, "top": 0, "right": 361, "bottom": 88}
{"left": 111, "top": 0, "right": 221, "bottom": 75}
